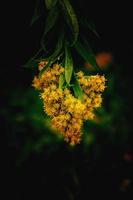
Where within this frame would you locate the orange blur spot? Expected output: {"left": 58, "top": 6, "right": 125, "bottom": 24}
{"left": 123, "top": 153, "right": 132, "bottom": 161}
{"left": 85, "top": 52, "right": 113, "bottom": 70}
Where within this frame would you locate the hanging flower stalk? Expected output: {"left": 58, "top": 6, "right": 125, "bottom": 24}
{"left": 28, "top": 0, "right": 106, "bottom": 145}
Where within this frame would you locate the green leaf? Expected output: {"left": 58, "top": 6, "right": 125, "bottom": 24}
{"left": 72, "top": 73, "right": 84, "bottom": 101}
{"left": 41, "top": 6, "right": 59, "bottom": 51}
{"left": 22, "top": 48, "right": 44, "bottom": 69}
{"left": 39, "top": 54, "right": 59, "bottom": 77}
{"left": 45, "top": 0, "right": 58, "bottom": 9}
{"left": 39, "top": 59, "right": 53, "bottom": 77}
{"left": 64, "top": 45, "right": 73, "bottom": 84}
{"left": 44, "top": 6, "right": 59, "bottom": 37}
{"left": 39, "top": 32, "right": 64, "bottom": 76}
{"left": 23, "top": 58, "right": 38, "bottom": 69}
{"left": 59, "top": 74, "right": 65, "bottom": 90}
{"left": 30, "top": 0, "right": 41, "bottom": 26}
{"left": 80, "top": 18, "right": 100, "bottom": 38}
{"left": 59, "top": 0, "right": 79, "bottom": 46}
{"left": 30, "top": 15, "right": 40, "bottom": 26}
{"left": 85, "top": 21, "right": 100, "bottom": 38}
{"left": 75, "top": 40, "right": 100, "bottom": 71}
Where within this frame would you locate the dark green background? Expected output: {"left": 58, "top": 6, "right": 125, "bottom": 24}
{"left": 2, "top": 0, "right": 133, "bottom": 199}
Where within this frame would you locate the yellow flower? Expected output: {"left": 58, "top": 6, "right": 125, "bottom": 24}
{"left": 84, "top": 110, "right": 95, "bottom": 120}
{"left": 32, "top": 76, "right": 41, "bottom": 90}
{"left": 38, "top": 60, "right": 48, "bottom": 71}
{"left": 77, "top": 71, "right": 84, "bottom": 78}
{"left": 53, "top": 63, "right": 60, "bottom": 70}
{"left": 32, "top": 61, "right": 106, "bottom": 145}
{"left": 64, "top": 88, "right": 71, "bottom": 95}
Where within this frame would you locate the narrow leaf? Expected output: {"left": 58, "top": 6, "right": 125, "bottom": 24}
{"left": 72, "top": 73, "right": 84, "bottom": 101}
{"left": 65, "top": 45, "right": 73, "bottom": 84}
{"left": 39, "top": 59, "right": 53, "bottom": 77}
{"left": 45, "top": 0, "right": 58, "bottom": 9}
{"left": 30, "top": 0, "right": 41, "bottom": 26}
{"left": 39, "top": 32, "right": 64, "bottom": 76}
{"left": 59, "top": 74, "right": 65, "bottom": 90}
{"left": 85, "top": 21, "right": 100, "bottom": 38}
{"left": 44, "top": 6, "right": 59, "bottom": 37}
{"left": 80, "top": 18, "right": 100, "bottom": 38}
{"left": 30, "top": 15, "right": 40, "bottom": 26}
{"left": 75, "top": 40, "right": 100, "bottom": 71}
{"left": 22, "top": 48, "right": 44, "bottom": 68}
{"left": 59, "top": 0, "right": 79, "bottom": 46}
{"left": 41, "top": 6, "right": 59, "bottom": 51}
{"left": 23, "top": 58, "right": 38, "bottom": 69}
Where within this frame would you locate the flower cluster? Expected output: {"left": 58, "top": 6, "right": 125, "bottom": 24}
{"left": 32, "top": 61, "right": 106, "bottom": 145}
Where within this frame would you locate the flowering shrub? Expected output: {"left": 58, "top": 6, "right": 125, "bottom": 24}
{"left": 33, "top": 62, "right": 106, "bottom": 144}
{"left": 24, "top": 0, "right": 108, "bottom": 145}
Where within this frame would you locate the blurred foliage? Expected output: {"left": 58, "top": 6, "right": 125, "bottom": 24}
{"left": 6, "top": 87, "right": 64, "bottom": 164}
{"left": 4, "top": 54, "right": 131, "bottom": 166}
{"left": 4, "top": 55, "right": 132, "bottom": 198}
